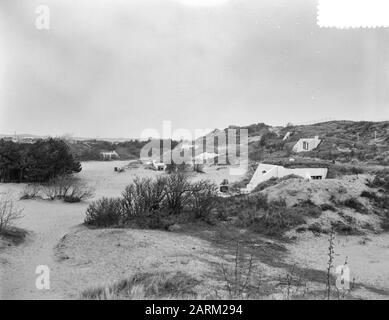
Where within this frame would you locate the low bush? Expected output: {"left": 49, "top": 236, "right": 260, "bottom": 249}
{"left": 42, "top": 175, "right": 94, "bottom": 202}
{"left": 163, "top": 173, "right": 192, "bottom": 215}
{"left": 189, "top": 181, "right": 218, "bottom": 219}
{"left": 84, "top": 197, "right": 123, "bottom": 227}
{"left": 320, "top": 203, "right": 336, "bottom": 212}
{"left": 342, "top": 198, "right": 368, "bottom": 214}
{"left": 367, "top": 170, "right": 389, "bottom": 192}
{"left": 331, "top": 220, "right": 362, "bottom": 235}
{"left": 250, "top": 200, "right": 306, "bottom": 236}
{"left": 360, "top": 191, "right": 378, "bottom": 200}
{"left": 213, "top": 193, "right": 269, "bottom": 222}
{"left": 85, "top": 173, "right": 218, "bottom": 228}
{"left": 0, "top": 193, "right": 23, "bottom": 233}
{"left": 20, "top": 184, "right": 41, "bottom": 200}
{"left": 122, "top": 177, "right": 166, "bottom": 217}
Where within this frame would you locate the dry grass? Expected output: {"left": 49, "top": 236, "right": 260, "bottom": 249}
{"left": 80, "top": 271, "right": 200, "bottom": 300}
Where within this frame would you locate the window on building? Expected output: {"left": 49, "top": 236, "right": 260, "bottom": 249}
{"left": 311, "top": 176, "right": 322, "bottom": 180}
{"left": 303, "top": 141, "right": 309, "bottom": 150}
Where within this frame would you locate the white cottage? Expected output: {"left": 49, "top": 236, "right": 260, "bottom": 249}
{"left": 100, "top": 151, "right": 120, "bottom": 160}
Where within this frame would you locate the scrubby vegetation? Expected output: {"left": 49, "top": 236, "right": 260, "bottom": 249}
{"left": 0, "top": 139, "right": 81, "bottom": 183}
{"left": 341, "top": 198, "right": 367, "bottom": 214}
{"left": 250, "top": 200, "right": 306, "bottom": 236}
{"left": 20, "top": 175, "right": 94, "bottom": 203}
{"left": 367, "top": 170, "right": 389, "bottom": 192}
{"left": 243, "top": 120, "right": 389, "bottom": 165}
{"left": 84, "top": 174, "right": 218, "bottom": 229}
{"left": 85, "top": 174, "right": 326, "bottom": 236}
{"left": 0, "top": 193, "right": 23, "bottom": 232}
{"left": 84, "top": 165, "right": 389, "bottom": 237}
{"left": 84, "top": 197, "right": 124, "bottom": 227}
{"left": 0, "top": 193, "right": 25, "bottom": 244}
{"left": 80, "top": 271, "right": 200, "bottom": 300}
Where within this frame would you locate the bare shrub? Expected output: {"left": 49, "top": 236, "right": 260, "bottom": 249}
{"left": 220, "top": 241, "right": 255, "bottom": 299}
{"left": 42, "top": 175, "right": 74, "bottom": 200}
{"left": 85, "top": 174, "right": 222, "bottom": 228}
{"left": 279, "top": 265, "right": 308, "bottom": 300}
{"left": 20, "top": 184, "right": 42, "bottom": 200}
{"left": 121, "top": 176, "right": 167, "bottom": 217}
{"left": 84, "top": 197, "right": 123, "bottom": 227}
{"left": 189, "top": 180, "right": 218, "bottom": 219}
{"left": 163, "top": 173, "right": 192, "bottom": 215}
{"left": 63, "top": 180, "right": 95, "bottom": 203}
{"left": 42, "top": 175, "right": 94, "bottom": 202}
{"left": 0, "top": 193, "right": 23, "bottom": 232}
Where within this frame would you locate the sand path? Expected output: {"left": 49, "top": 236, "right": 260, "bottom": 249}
{"left": 0, "top": 198, "right": 87, "bottom": 299}
{"left": 0, "top": 161, "right": 228, "bottom": 299}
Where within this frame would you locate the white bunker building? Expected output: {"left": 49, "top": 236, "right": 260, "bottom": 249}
{"left": 244, "top": 163, "right": 328, "bottom": 193}
{"left": 292, "top": 136, "right": 321, "bottom": 152}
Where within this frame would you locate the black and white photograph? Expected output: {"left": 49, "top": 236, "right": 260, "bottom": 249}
{"left": 0, "top": 0, "right": 388, "bottom": 304}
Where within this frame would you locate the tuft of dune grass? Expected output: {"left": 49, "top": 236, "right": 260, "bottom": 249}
{"left": 80, "top": 271, "right": 201, "bottom": 300}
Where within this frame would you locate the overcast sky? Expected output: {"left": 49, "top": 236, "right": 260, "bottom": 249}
{"left": 0, "top": 0, "right": 388, "bottom": 138}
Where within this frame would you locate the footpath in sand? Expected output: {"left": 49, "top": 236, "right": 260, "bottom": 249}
{"left": 0, "top": 162, "right": 224, "bottom": 299}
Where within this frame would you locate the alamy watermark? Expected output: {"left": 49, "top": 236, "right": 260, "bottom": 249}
{"left": 35, "top": 265, "right": 50, "bottom": 290}
{"left": 139, "top": 121, "right": 248, "bottom": 176}
{"left": 35, "top": 5, "right": 50, "bottom": 30}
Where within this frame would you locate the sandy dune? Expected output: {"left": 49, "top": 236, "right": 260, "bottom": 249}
{"left": 0, "top": 161, "right": 235, "bottom": 299}
{"left": 1, "top": 161, "right": 388, "bottom": 300}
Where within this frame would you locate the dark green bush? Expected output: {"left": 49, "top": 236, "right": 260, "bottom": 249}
{"left": 84, "top": 197, "right": 124, "bottom": 227}
{"left": 361, "top": 191, "right": 378, "bottom": 200}
{"left": 250, "top": 200, "right": 306, "bottom": 236}
{"left": 343, "top": 198, "right": 368, "bottom": 213}
{"left": 368, "top": 170, "right": 389, "bottom": 193}
{"left": 189, "top": 180, "right": 218, "bottom": 219}
{"left": 320, "top": 203, "right": 336, "bottom": 211}
{"left": 163, "top": 173, "right": 192, "bottom": 215}
{"left": 122, "top": 177, "right": 166, "bottom": 217}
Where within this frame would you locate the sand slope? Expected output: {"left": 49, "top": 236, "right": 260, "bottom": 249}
{"left": 0, "top": 161, "right": 230, "bottom": 299}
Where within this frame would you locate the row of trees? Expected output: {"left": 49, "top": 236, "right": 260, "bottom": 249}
{"left": 0, "top": 139, "right": 81, "bottom": 183}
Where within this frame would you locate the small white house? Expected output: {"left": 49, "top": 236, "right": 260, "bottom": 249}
{"left": 100, "top": 151, "right": 119, "bottom": 160}
{"left": 292, "top": 136, "right": 321, "bottom": 152}
{"left": 243, "top": 163, "right": 328, "bottom": 193}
